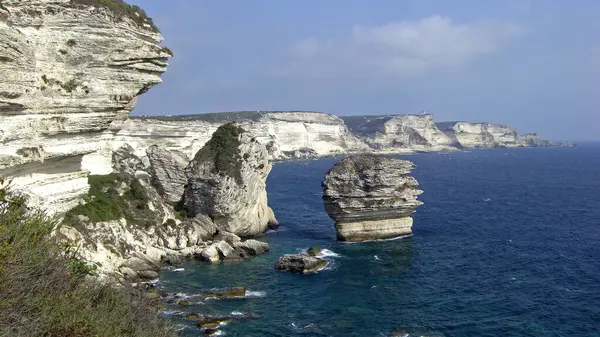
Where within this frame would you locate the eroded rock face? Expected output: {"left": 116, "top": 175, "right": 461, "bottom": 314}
{"left": 322, "top": 155, "right": 423, "bottom": 242}
{"left": 342, "top": 114, "right": 457, "bottom": 151}
{"left": 146, "top": 145, "right": 188, "bottom": 205}
{"left": 184, "top": 123, "right": 278, "bottom": 237}
{"left": 0, "top": 0, "right": 170, "bottom": 215}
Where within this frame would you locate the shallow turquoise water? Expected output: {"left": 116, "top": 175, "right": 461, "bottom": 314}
{"left": 160, "top": 144, "right": 600, "bottom": 337}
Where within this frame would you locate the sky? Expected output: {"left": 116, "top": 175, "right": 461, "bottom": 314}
{"left": 132, "top": 0, "right": 599, "bottom": 141}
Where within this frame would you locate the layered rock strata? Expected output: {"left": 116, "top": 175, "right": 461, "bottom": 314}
{"left": 322, "top": 155, "right": 423, "bottom": 242}
{"left": 342, "top": 114, "right": 458, "bottom": 151}
{"left": 184, "top": 123, "right": 278, "bottom": 237}
{"left": 109, "top": 111, "right": 369, "bottom": 162}
{"left": 108, "top": 112, "right": 569, "bottom": 170}
{"left": 59, "top": 144, "right": 271, "bottom": 280}
{"left": 437, "top": 122, "right": 572, "bottom": 148}
{"left": 0, "top": 0, "right": 170, "bottom": 216}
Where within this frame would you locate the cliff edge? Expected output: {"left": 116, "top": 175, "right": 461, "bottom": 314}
{"left": 0, "top": 0, "right": 170, "bottom": 215}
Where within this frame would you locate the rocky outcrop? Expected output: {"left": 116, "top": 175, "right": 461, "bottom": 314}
{"left": 275, "top": 254, "right": 328, "bottom": 273}
{"left": 342, "top": 114, "right": 458, "bottom": 151}
{"left": 0, "top": 0, "right": 170, "bottom": 216}
{"left": 146, "top": 145, "right": 188, "bottom": 205}
{"left": 322, "top": 155, "right": 423, "bottom": 242}
{"left": 184, "top": 123, "right": 278, "bottom": 237}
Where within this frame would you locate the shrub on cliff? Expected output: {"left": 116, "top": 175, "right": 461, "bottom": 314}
{"left": 70, "top": 0, "right": 159, "bottom": 32}
{"left": 64, "top": 173, "right": 153, "bottom": 226}
{"left": 193, "top": 122, "right": 245, "bottom": 184}
{"left": 0, "top": 179, "right": 175, "bottom": 336}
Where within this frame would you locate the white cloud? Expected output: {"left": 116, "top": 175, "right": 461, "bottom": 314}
{"left": 272, "top": 15, "right": 523, "bottom": 78}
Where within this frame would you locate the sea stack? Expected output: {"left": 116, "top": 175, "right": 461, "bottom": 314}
{"left": 184, "top": 123, "right": 279, "bottom": 237}
{"left": 322, "top": 155, "right": 423, "bottom": 242}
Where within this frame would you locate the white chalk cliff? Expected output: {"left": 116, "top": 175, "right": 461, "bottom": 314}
{"left": 341, "top": 114, "right": 457, "bottom": 151}
{"left": 108, "top": 111, "right": 370, "bottom": 163}
{"left": 0, "top": 0, "right": 170, "bottom": 216}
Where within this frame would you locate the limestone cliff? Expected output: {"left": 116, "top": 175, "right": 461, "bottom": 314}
{"left": 342, "top": 114, "right": 458, "bottom": 152}
{"left": 0, "top": 0, "right": 170, "bottom": 215}
{"left": 109, "top": 112, "right": 567, "bottom": 166}
{"left": 436, "top": 122, "right": 573, "bottom": 148}
{"left": 184, "top": 123, "right": 278, "bottom": 237}
{"left": 58, "top": 143, "right": 270, "bottom": 280}
{"left": 109, "top": 111, "right": 370, "bottom": 162}
{"left": 436, "top": 122, "right": 516, "bottom": 148}
{"left": 322, "top": 155, "right": 423, "bottom": 242}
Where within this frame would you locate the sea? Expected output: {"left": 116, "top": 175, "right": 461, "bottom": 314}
{"left": 159, "top": 143, "right": 600, "bottom": 337}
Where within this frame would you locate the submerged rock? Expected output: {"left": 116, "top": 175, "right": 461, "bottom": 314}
{"left": 203, "top": 287, "right": 246, "bottom": 299}
{"left": 275, "top": 254, "right": 328, "bottom": 273}
{"left": 184, "top": 123, "right": 279, "bottom": 237}
{"left": 322, "top": 155, "right": 423, "bottom": 242}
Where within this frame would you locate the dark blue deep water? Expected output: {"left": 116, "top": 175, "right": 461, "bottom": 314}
{"left": 160, "top": 144, "right": 600, "bottom": 337}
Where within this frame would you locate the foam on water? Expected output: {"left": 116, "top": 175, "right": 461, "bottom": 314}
{"left": 317, "top": 248, "right": 341, "bottom": 258}
{"left": 245, "top": 290, "right": 266, "bottom": 298}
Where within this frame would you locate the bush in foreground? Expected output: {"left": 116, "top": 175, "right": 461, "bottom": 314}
{"left": 0, "top": 179, "right": 175, "bottom": 337}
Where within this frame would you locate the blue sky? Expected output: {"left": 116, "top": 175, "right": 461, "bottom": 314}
{"left": 132, "top": 0, "right": 599, "bottom": 141}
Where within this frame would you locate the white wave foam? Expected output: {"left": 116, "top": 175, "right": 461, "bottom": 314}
{"left": 159, "top": 310, "right": 183, "bottom": 316}
{"left": 246, "top": 290, "right": 266, "bottom": 298}
{"left": 230, "top": 311, "right": 245, "bottom": 317}
{"left": 341, "top": 234, "right": 413, "bottom": 244}
{"left": 141, "top": 279, "right": 159, "bottom": 285}
{"left": 173, "top": 268, "right": 185, "bottom": 272}
{"left": 318, "top": 249, "right": 341, "bottom": 258}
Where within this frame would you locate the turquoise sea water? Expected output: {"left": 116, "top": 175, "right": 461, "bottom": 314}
{"left": 159, "top": 144, "right": 600, "bottom": 337}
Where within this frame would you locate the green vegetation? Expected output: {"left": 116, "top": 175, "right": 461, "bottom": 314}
{"left": 66, "top": 39, "right": 77, "bottom": 47}
{"left": 70, "top": 0, "right": 159, "bottom": 32}
{"left": 194, "top": 123, "right": 245, "bottom": 184}
{"left": 61, "top": 78, "right": 78, "bottom": 93}
{"left": 58, "top": 49, "right": 68, "bottom": 55}
{"left": 0, "top": 179, "right": 175, "bottom": 336}
{"left": 64, "top": 173, "right": 152, "bottom": 226}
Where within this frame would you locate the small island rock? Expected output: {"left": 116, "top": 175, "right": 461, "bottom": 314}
{"left": 322, "top": 155, "right": 423, "bottom": 242}
{"left": 275, "top": 254, "right": 328, "bottom": 273}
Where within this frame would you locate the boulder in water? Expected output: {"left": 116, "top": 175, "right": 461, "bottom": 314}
{"left": 275, "top": 254, "right": 328, "bottom": 273}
